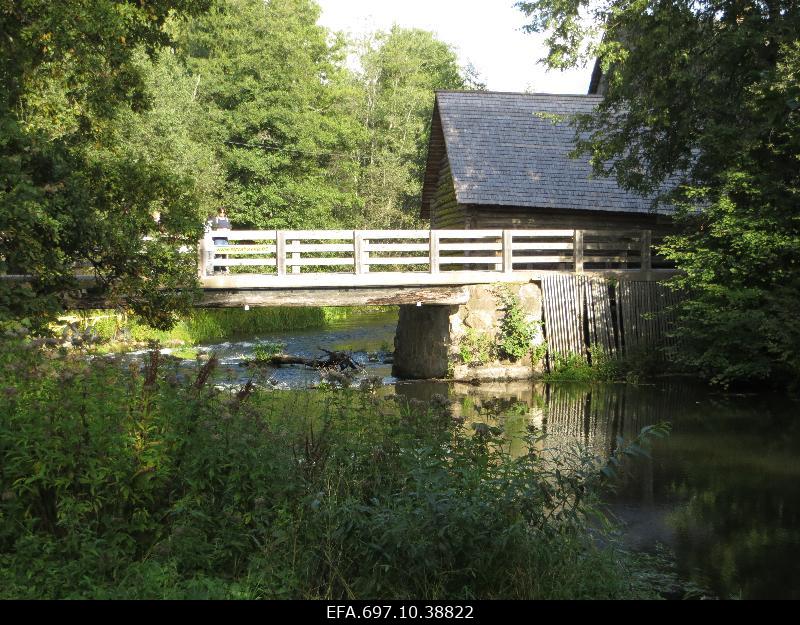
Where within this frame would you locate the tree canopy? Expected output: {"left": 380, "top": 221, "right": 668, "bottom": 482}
{"left": 1, "top": 0, "right": 212, "bottom": 328}
{"left": 353, "top": 27, "right": 482, "bottom": 229}
{"left": 517, "top": 0, "right": 800, "bottom": 387}
{"left": 1, "top": 0, "right": 481, "bottom": 328}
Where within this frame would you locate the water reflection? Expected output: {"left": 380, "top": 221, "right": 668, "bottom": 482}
{"left": 396, "top": 380, "right": 685, "bottom": 457}
{"left": 397, "top": 379, "right": 800, "bottom": 599}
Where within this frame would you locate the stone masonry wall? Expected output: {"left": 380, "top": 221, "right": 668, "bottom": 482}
{"left": 392, "top": 283, "right": 544, "bottom": 380}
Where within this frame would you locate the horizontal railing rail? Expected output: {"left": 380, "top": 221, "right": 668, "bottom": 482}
{"left": 199, "top": 228, "right": 671, "bottom": 284}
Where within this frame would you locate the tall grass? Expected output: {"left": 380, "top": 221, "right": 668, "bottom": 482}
{"left": 0, "top": 338, "right": 662, "bottom": 599}
{"left": 62, "top": 306, "right": 396, "bottom": 347}
{"left": 542, "top": 345, "right": 669, "bottom": 383}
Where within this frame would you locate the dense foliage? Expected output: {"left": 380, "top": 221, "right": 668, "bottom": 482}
{"left": 496, "top": 288, "right": 543, "bottom": 362}
{"left": 517, "top": 1, "right": 800, "bottom": 387}
{"left": 0, "top": 338, "right": 662, "bottom": 599}
{"left": 0, "top": 0, "right": 212, "bottom": 329}
{"left": 353, "top": 27, "right": 482, "bottom": 229}
{"left": 1, "top": 0, "right": 478, "bottom": 327}
{"left": 171, "top": 2, "right": 475, "bottom": 230}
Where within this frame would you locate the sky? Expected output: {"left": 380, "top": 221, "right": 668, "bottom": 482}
{"left": 316, "top": 0, "right": 593, "bottom": 94}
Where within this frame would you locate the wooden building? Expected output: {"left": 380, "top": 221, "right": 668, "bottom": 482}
{"left": 420, "top": 91, "right": 674, "bottom": 233}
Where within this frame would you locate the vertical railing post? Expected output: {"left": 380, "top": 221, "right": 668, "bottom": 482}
{"left": 354, "top": 231, "right": 364, "bottom": 275}
{"left": 209, "top": 232, "right": 217, "bottom": 273}
{"left": 573, "top": 229, "right": 584, "bottom": 273}
{"left": 429, "top": 230, "right": 440, "bottom": 274}
{"left": 502, "top": 229, "right": 513, "bottom": 273}
{"left": 276, "top": 231, "right": 286, "bottom": 277}
{"left": 640, "top": 230, "right": 652, "bottom": 271}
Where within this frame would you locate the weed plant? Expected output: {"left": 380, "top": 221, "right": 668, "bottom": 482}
{"left": 0, "top": 336, "right": 664, "bottom": 599}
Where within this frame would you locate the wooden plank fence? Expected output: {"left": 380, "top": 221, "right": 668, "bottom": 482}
{"left": 541, "top": 275, "right": 585, "bottom": 360}
{"left": 199, "top": 228, "right": 667, "bottom": 286}
{"left": 541, "top": 274, "right": 681, "bottom": 364}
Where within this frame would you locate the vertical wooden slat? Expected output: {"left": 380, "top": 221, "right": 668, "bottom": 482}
{"left": 574, "top": 229, "right": 584, "bottom": 272}
{"left": 640, "top": 230, "right": 652, "bottom": 271}
{"left": 585, "top": 277, "right": 617, "bottom": 357}
{"left": 502, "top": 229, "right": 513, "bottom": 273}
{"left": 630, "top": 281, "right": 640, "bottom": 352}
{"left": 430, "top": 230, "right": 440, "bottom": 273}
{"left": 585, "top": 278, "right": 597, "bottom": 350}
{"left": 276, "top": 231, "right": 286, "bottom": 277}
{"left": 600, "top": 280, "right": 611, "bottom": 353}
{"left": 354, "top": 231, "right": 364, "bottom": 275}
{"left": 617, "top": 281, "right": 629, "bottom": 355}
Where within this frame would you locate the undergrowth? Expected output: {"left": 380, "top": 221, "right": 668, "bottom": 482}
{"left": 56, "top": 306, "right": 397, "bottom": 349}
{"left": 0, "top": 335, "right": 667, "bottom": 599}
{"left": 543, "top": 345, "right": 668, "bottom": 383}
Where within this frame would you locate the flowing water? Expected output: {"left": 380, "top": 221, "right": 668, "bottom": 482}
{"left": 121, "top": 308, "right": 800, "bottom": 599}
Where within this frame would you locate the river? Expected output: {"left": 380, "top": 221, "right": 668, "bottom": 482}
{"left": 122, "top": 308, "right": 800, "bottom": 599}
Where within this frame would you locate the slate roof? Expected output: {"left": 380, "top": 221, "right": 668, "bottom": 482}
{"left": 421, "top": 91, "right": 672, "bottom": 217}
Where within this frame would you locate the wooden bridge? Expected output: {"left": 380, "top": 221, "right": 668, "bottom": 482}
{"left": 1, "top": 227, "right": 678, "bottom": 373}
{"left": 1, "top": 228, "right": 674, "bottom": 308}
{"left": 197, "top": 228, "right": 673, "bottom": 306}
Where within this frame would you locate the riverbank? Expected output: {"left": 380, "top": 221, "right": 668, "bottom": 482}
{"left": 56, "top": 306, "right": 397, "bottom": 353}
{"left": 6, "top": 318, "right": 799, "bottom": 598}
{"left": 0, "top": 338, "right": 669, "bottom": 600}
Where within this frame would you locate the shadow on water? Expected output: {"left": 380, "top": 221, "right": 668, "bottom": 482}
{"left": 118, "top": 309, "right": 800, "bottom": 599}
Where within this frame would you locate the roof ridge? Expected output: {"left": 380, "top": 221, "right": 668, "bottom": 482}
{"left": 435, "top": 90, "right": 602, "bottom": 98}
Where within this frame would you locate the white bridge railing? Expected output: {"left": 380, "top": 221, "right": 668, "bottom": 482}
{"left": 199, "top": 229, "right": 669, "bottom": 288}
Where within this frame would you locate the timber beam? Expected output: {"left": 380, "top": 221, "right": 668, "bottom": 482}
{"left": 196, "top": 286, "right": 471, "bottom": 308}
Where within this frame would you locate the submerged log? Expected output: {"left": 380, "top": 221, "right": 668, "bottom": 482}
{"left": 264, "top": 354, "right": 321, "bottom": 368}
{"left": 244, "top": 347, "right": 361, "bottom": 372}
{"left": 317, "top": 347, "right": 360, "bottom": 371}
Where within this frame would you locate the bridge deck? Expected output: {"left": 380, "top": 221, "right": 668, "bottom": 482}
{"left": 200, "top": 268, "right": 675, "bottom": 290}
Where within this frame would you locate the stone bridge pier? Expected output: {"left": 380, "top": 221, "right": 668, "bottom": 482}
{"left": 392, "top": 283, "right": 544, "bottom": 381}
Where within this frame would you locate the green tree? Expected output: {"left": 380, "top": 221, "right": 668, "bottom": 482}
{"left": 353, "top": 27, "right": 483, "bottom": 228}
{"left": 1, "top": 0, "right": 211, "bottom": 329}
{"left": 126, "top": 48, "right": 225, "bottom": 223}
{"left": 517, "top": 1, "right": 800, "bottom": 387}
{"left": 173, "top": 0, "right": 362, "bottom": 229}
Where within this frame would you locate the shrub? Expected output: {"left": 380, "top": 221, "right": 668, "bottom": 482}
{"left": 544, "top": 348, "right": 617, "bottom": 382}
{"left": 457, "top": 328, "right": 495, "bottom": 365}
{"left": 496, "top": 287, "right": 543, "bottom": 362}
{"left": 0, "top": 338, "right": 662, "bottom": 599}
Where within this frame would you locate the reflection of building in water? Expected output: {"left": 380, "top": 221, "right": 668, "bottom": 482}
{"left": 394, "top": 380, "right": 689, "bottom": 460}
{"left": 543, "top": 383, "right": 686, "bottom": 456}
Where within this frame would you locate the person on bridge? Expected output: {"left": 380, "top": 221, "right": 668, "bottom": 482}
{"left": 210, "top": 208, "right": 231, "bottom": 275}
